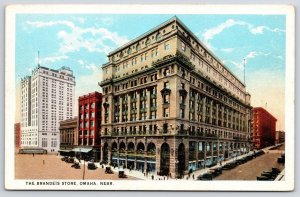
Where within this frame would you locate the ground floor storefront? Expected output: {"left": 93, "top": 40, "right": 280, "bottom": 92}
{"left": 100, "top": 136, "right": 250, "bottom": 178}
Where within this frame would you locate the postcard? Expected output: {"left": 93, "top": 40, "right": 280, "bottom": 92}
{"left": 5, "top": 4, "right": 295, "bottom": 191}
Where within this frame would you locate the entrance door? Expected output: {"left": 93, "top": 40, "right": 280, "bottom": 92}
{"left": 178, "top": 143, "right": 185, "bottom": 177}
{"left": 103, "top": 143, "right": 108, "bottom": 163}
{"left": 160, "top": 143, "right": 170, "bottom": 176}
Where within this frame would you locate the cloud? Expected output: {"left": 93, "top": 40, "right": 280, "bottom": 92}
{"left": 26, "top": 20, "right": 75, "bottom": 29}
{"left": 78, "top": 59, "right": 84, "bottom": 65}
{"left": 201, "top": 19, "right": 285, "bottom": 49}
{"left": 84, "top": 63, "right": 99, "bottom": 72}
{"left": 26, "top": 19, "right": 129, "bottom": 55}
{"left": 74, "top": 65, "right": 103, "bottom": 114}
{"left": 221, "top": 48, "right": 234, "bottom": 53}
{"left": 35, "top": 54, "right": 69, "bottom": 65}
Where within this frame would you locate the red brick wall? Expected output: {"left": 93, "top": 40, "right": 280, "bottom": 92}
{"left": 78, "top": 92, "right": 102, "bottom": 147}
{"left": 252, "top": 107, "right": 277, "bottom": 149}
{"left": 14, "top": 123, "right": 21, "bottom": 148}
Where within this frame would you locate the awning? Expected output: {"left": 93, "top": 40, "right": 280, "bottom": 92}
{"left": 72, "top": 147, "right": 93, "bottom": 153}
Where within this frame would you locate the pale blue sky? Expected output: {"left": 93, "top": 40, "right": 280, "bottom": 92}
{"left": 15, "top": 14, "right": 286, "bottom": 130}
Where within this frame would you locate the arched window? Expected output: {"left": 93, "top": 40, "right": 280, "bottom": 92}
{"left": 156, "top": 33, "right": 162, "bottom": 41}
{"left": 145, "top": 38, "right": 151, "bottom": 46}
{"left": 127, "top": 48, "right": 132, "bottom": 54}
{"left": 136, "top": 43, "right": 141, "bottom": 50}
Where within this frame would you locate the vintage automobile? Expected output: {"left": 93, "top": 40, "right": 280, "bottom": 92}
{"left": 209, "top": 167, "right": 222, "bottom": 177}
{"left": 87, "top": 162, "right": 97, "bottom": 170}
{"left": 197, "top": 173, "right": 213, "bottom": 180}
{"left": 118, "top": 170, "right": 127, "bottom": 178}
{"left": 71, "top": 162, "right": 80, "bottom": 169}
{"left": 105, "top": 166, "right": 114, "bottom": 174}
{"left": 66, "top": 157, "right": 75, "bottom": 163}
{"left": 61, "top": 156, "right": 68, "bottom": 161}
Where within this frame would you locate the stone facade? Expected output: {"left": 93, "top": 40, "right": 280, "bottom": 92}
{"left": 99, "top": 16, "right": 252, "bottom": 178}
{"left": 59, "top": 117, "right": 78, "bottom": 151}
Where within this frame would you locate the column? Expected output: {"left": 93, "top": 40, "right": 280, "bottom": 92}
{"left": 217, "top": 141, "right": 220, "bottom": 161}
{"left": 195, "top": 141, "right": 199, "bottom": 168}
{"left": 216, "top": 103, "right": 219, "bottom": 126}
{"left": 127, "top": 94, "right": 131, "bottom": 121}
{"left": 194, "top": 93, "right": 197, "bottom": 121}
{"left": 119, "top": 96, "right": 123, "bottom": 122}
{"left": 201, "top": 97, "right": 206, "bottom": 122}
{"left": 100, "top": 146, "right": 104, "bottom": 162}
{"left": 221, "top": 106, "right": 224, "bottom": 127}
{"left": 137, "top": 91, "right": 141, "bottom": 120}
{"left": 209, "top": 100, "right": 213, "bottom": 124}
{"left": 226, "top": 108, "right": 229, "bottom": 128}
{"left": 204, "top": 142, "right": 207, "bottom": 168}
{"left": 147, "top": 89, "right": 151, "bottom": 120}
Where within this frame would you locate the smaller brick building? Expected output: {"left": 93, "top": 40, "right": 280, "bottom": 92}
{"left": 15, "top": 123, "right": 21, "bottom": 150}
{"left": 78, "top": 91, "right": 102, "bottom": 161}
{"left": 276, "top": 130, "right": 285, "bottom": 144}
{"left": 59, "top": 117, "right": 78, "bottom": 156}
{"left": 252, "top": 107, "right": 277, "bottom": 149}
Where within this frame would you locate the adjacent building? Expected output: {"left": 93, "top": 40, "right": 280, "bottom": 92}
{"left": 275, "top": 130, "right": 285, "bottom": 144}
{"left": 252, "top": 107, "right": 277, "bottom": 149}
{"left": 77, "top": 92, "right": 102, "bottom": 161}
{"left": 14, "top": 123, "right": 21, "bottom": 150}
{"left": 20, "top": 66, "right": 75, "bottom": 153}
{"left": 99, "top": 16, "right": 252, "bottom": 177}
{"left": 59, "top": 117, "right": 78, "bottom": 156}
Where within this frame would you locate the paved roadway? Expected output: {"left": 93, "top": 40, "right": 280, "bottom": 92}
{"left": 214, "top": 145, "right": 285, "bottom": 180}
{"left": 15, "top": 154, "right": 139, "bottom": 180}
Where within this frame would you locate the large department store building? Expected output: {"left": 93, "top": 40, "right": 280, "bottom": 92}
{"left": 99, "top": 17, "right": 252, "bottom": 177}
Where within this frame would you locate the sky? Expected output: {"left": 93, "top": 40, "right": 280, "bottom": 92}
{"left": 15, "top": 14, "right": 286, "bottom": 130}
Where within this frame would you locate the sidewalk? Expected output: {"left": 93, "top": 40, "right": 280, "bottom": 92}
{"left": 63, "top": 151, "right": 256, "bottom": 181}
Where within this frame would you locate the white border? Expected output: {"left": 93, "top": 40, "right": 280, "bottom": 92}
{"left": 5, "top": 4, "right": 295, "bottom": 191}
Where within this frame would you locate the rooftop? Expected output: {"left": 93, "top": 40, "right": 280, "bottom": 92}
{"left": 106, "top": 16, "right": 245, "bottom": 87}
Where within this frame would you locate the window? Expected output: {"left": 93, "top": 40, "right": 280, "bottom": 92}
{"left": 128, "top": 48, "right": 132, "bottom": 54}
{"left": 164, "top": 82, "right": 169, "bottom": 89}
{"left": 163, "top": 108, "right": 169, "bottom": 117}
{"left": 181, "top": 42, "right": 186, "bottom": 51}
{"left": 136, "top": 43, "right": 141, "bottom": 50}
{"left": 145, "top": 38, "right": 151, "bottom": 46}
{"left": 164, "top": 42, "right": 170, "bottom": 50}
{"left": 156, "top": 33, "right": 162, "bottom": 41}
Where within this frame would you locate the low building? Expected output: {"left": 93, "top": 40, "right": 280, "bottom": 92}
{"left": 15, "top": 123, "right": 21, "bottom": 150}
{"left": 252, "top": 107, "right": 277, "bottom": 149}
{"left": 78, "top": 92, "right": 102, "bottom": 161}
{"left": 59, "top": 117, "right": 78, "bottom": 156}
{"left": 276, "top": 130, "right": 285, "bottom": 144}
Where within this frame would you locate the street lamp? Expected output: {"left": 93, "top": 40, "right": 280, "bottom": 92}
{"left": 175, "top": 159, "right": 179, "bottom": 179}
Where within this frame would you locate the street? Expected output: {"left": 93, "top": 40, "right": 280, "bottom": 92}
{"left": 15, "top": 154, "right": 139, "bottom": 180}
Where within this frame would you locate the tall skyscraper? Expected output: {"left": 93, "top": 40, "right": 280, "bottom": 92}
{"left": 20, "top": 66, "right": 75, "bottom": 153}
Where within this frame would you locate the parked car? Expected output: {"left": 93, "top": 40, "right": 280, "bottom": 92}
{"left": 61, "top": 156, "right": 68, "bottom": 161}
{"left": 105, "top": 166, "right": 113, "bottom": 174}
{"left": 197, "top": 173, "right": 213, "bottom": 180}
{"left": 118, "top": 170, "right": 127, "bottom": 178}
{"left": 88, "top": 162, "right": 97, "bottom": 170}
{"left": 66, "top": 157, "right": 75, "bottom": 163}
{"left": 71, "top": 162, "right": 80, "bottom": 169}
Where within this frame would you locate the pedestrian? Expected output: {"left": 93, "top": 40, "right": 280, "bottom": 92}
{"left": 32, "top": 153, "right": 34, "bottom": 157}
{"left": 192, "top": 174, "right": 195, "bottom": 180}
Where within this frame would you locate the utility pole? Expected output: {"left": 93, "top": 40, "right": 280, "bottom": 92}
{"left": 243, "top": 58, "right": 246, "bottom": 85}
{"left": 37, "top": 50, "right": 40, "bottom": 67}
